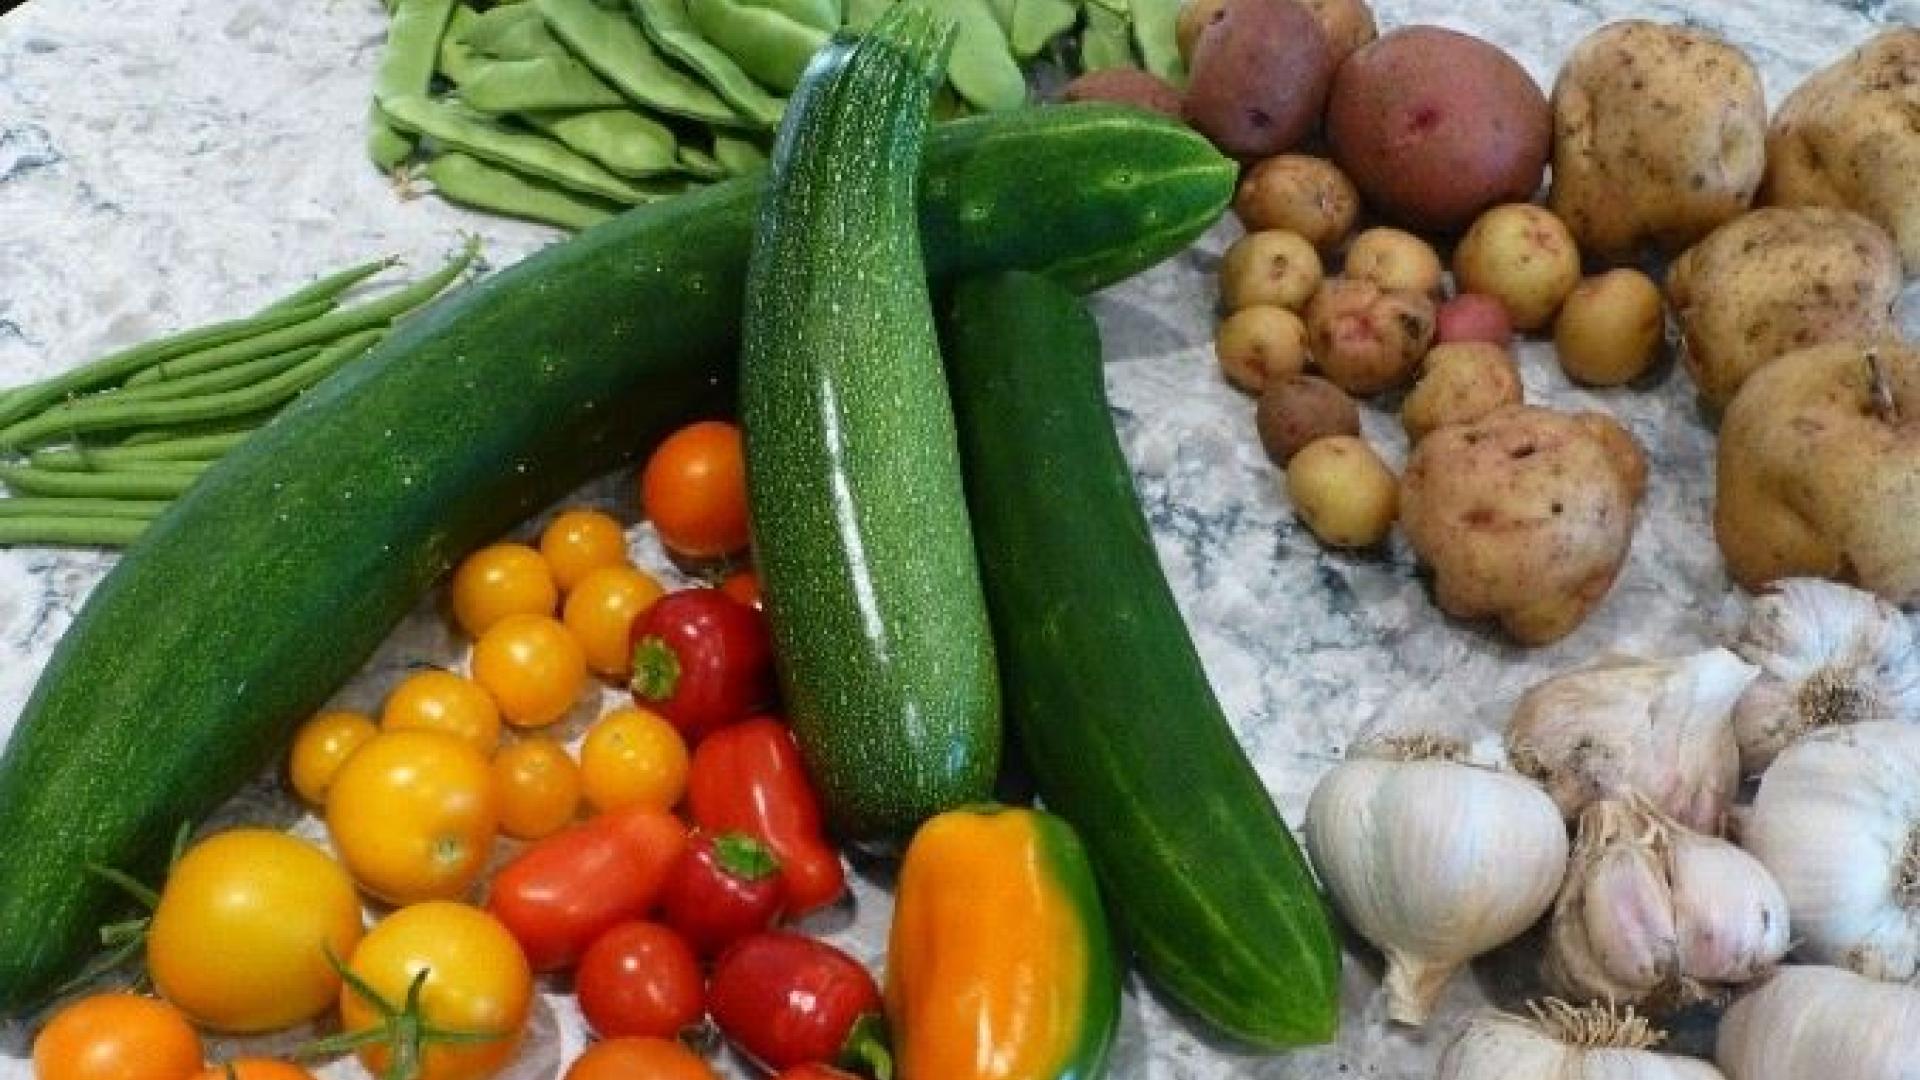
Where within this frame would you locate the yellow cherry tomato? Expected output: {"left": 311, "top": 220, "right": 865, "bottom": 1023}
{"left": 148, "top": 830, "right": 363, "bottom": 1034}
{"left": 33, "top": 994, "right": 203, "bottom": 1080}
{"left": 450, "top": 543, "right": 557, "bottom": 639}
{"left": 470, "top": 614, "right": 587, "bottom": 728}
{"left": 325, "top": 731, "right": 497, "bottom": 905}
{"left": 381, "top": 669, "right": 503, "bottom": 755}
{"left": 340, "top": 903, "right": 532, "bottom": 1080}
{"left": 580, "top": 708, "right": 689, "bottom": 813}
{"left": 287, "top": 710, "right": 378, "bottom": 806}
{"left": 562, "top": 565, "right": 665, "bottom": 679}
{"left": 539, "top": 509, "right": 630, "bottom": 593}
{"left": 492, "top": 738, "right": 582, "bottom": 840}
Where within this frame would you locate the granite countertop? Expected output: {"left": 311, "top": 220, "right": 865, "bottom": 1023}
{"left": 2, "top": 0, "right": 1917, "bottom": 1076}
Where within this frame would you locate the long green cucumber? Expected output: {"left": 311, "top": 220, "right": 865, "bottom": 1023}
{"left": 942, "top": 273, "right": 1340, "bottom": 1048}
{"left": 742, "top": 13, "right": 1000, "bottom": 842}
{"left": 0, "top": 104, "right": 1235, "bottom": 1015}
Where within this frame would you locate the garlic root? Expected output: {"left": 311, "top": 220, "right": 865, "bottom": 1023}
{"left": 1440, "top": 999, "right": 1727, "bottom": 1080}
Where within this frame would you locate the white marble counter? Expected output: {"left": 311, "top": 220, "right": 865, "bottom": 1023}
{"left": 2, "top": 0, "right": 1917, "bottom": 1076}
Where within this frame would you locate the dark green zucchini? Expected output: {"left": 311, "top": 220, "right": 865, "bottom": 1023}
{"left": 942, "top": 272, "right": 1340, "bottom": 1048}
{"left": 0, "top": 105, "right": 1236, "bottom": 1014}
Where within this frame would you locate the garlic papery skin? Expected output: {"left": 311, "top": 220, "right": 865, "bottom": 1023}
{"left": 1545, "top": 800, "right": 1789, "bottom": 1008}
{"left": 1304, "top": 750, "right": 1568, "bottom": 1026}
{"left": 1716, "top": 966, "right": 1920, "bottom": 1080}
{"left": 1507, "top": 650, "right": 1757, "bottom": 834}
{"left": 1730, "top": 578, "right": 1920, "bottom": 774}
{"left": 1439, "top": 1001, "right": 1727, "bottom": 1080}
{"left": 1744, "top": 720, "right": 1920, "bottom": 981}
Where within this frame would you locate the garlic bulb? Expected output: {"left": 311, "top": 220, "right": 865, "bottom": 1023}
{"left": 1545, "top": 799, "right": 1788, "bottom": 1008}
{"left": 1439, "top": 1000, "right": 1726, "bottom": 1080}
{"left": 1508, "top": 650, "right": 1757, "bottom": 833}
{"left": 1744, "top": 720, "right": 1920, "bottom": 981}
{"left": 1717, "top": 966, "right": 1920, "bottom": 1080}
{"left": 1730, "top": 578, "right": 1920, "bottom": 773}
{"left": 1304, "top": 743, "right": 1568, "bottom": 1026}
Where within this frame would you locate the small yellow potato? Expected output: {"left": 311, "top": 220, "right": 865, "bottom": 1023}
{"left": 1216, "top": 306, "right": 1310, "bottom": 395}
{"left": 1453, "top": 204, "right": 1582, "bottom": 331}
{"left": 1221, "top": 230, "right": 1325, "bottom": 313}
{"left": 1554, "top": 270, "right": 1665, "bottom": 387}
{"left": 1304, "top": 278, "right": 1435, "bottom": 396}
{"left": 1286, "top": 435, "right": 1398, "bottom": 548}
{"left": 1344, "top": 227, "right": 1443, "bottom": 296}
{"left": 1402, "top": 342, "right": 1524, "bottom": 442}
{"left": 1234, "top": 156, "right": 1361, "bottom": 255}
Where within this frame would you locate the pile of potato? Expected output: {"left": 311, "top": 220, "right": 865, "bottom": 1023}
{"left": 1170, "top": 0, "right": 1918, "bottom": 644}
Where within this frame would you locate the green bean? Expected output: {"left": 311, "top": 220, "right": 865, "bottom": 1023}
{"left": 0, "top": 329, "right": 389, "bottom": 450}
{"left": 31, "top": 433, "right": 252, "bottom": 471}
{"left": 371, "top": 0, "right": 461, "bottom": 169}
{"left": 524, "top": 109, "right": 680, "bottom": 178}
{"left": 108, "top": 344, "right": 325, "bottom": 402}
{"left": 683, "top": 0, "right": 830, "bottom": 93}
{"left": 117, "top": 414, "right": 279, "bottom": 447}
{"left": 0, "top": 300, "right": 337, "bottom": 432}
{"left": 675, "top": 144, "right": 726, "bottom": 181}
{"left": 536, "top": 0, "right": 741, "bottom": 125}
{"left": 628, "top": 0, "right": 786, "bottom": 128}
{"left": 1081, "top": 0, "right": 1136, "bottom": 71}
{"left": 262, "top": 256, "right": 400, "bottom": 315}
{"left": 0, "top": 498, "right": 167, "bottom": 520}
{"left": 0, "top": 517, "right": 149, "bottom": 548}
{"left": 424, "top": 152, "right": 623, "bottom": 230}
{"left": 1129, "top": 0, "right": 1184, "bottom": 82}
{"left": 712, "top": 131, "right": 769, "bottom": 175}
{"left": 0, "top": 464, "right": 207, "bottom": 501}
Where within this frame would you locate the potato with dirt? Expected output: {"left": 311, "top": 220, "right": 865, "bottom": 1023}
{"left": 1327, "top": 26, "right": 1550, "bottom": 233}
{"left": 1555, "top": 270, "right": 1665, "bottom": 387}
{"left": 1257, "top": 375, "right": 1360, "bottom": 465}
{"left": 1217, "top": 307, "right": 1310, "bottom": 394}
{"left": 1287, "top": 436, "right": 1398, "bottom": 548}
{"left": 1344, "top": 228, "right": 1444, "bottom": 297}
{"left": 1185, "top": 0, "right": 1334, "bottom": 160}
{"left": 1235, "top": 156, "right": 1360, "bottom": 255}
{"left": 1547, "top": 21, "right": 1767, "bottom": 263}
{"left": 1220, "top": 230, "right": 1324, "bottom": 312}
{"left": 1763, "top": 29, "right": 1920, "bottom": 274}
{"left": 1060, "top": 68, "right": 1184, "bottom": 119}
{"left": 1401, "top": 407, "right": 1647, "bottom": 646}
{"left": 1716, "top": 340, "right": 1920, "bottom": 603}
{"left": 1402, "top": 343, "right": 1524, "bottom": 443}
{"left": 1666, "top": 207, "right": 1901, "bottom": 407}
{"left": 1304, "top": 278, "right": 1436, "bottom": 395}
{"left": 1453, "top": 204, "right": 1583, "bottom": 331}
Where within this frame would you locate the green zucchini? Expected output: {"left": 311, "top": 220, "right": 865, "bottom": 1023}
{"left": 742, "top": 11, "right": 1001, "bottom": 842}
{"left": 0, "top": 103, "right": 1235, "bottom": 1015}
{"left": 942, "top": 272, "right": 1341, "bottom": 1048}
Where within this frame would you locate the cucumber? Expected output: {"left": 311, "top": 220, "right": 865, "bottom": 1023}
{"left": 942, "top": 273, "right": 1341, "bottom": 1048}
{"left": 742, "top": 12, "right": 1000, "bottom": 842}
{"left": 0, "top": 104, "right": 1235, "bottom": 1015}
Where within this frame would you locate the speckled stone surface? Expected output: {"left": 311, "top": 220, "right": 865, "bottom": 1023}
{"left": 2, "top": 0, "right": 1918, "bottom": 1076}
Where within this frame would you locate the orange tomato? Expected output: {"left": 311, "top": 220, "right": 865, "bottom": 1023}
{"left": 563, "top": 1038, "right": 718, "bottom": 1080}
{"left": 188, "top": 1061, "right": 315, "bottom": 1080}
{"left": 580, "top": 708, "right": 689, "bottom": 813}
{"left": 287, "top": 709, "right": 378, "bottom": 806}
{"left": 325, "top": 731, "right": 497, "bottom": 905}
{"left": 563, "top": 566, "right": 665, "bottom": 679}
{"left": 381, "top": 669, "right": 503, "bottom": 755}
{"left": 471, "top": 614, "right": 588, "bottom": 728}
{"left": 492, "top": 738, "right": 583, "bottom": 840}
{"left": 640, "top": 421, "right": 750, "bottom": 560}
{"left": 719, "top": 568, "right": 761, "bottom": 608}
{"left": 540, "top": 509, "right": 631, "bottom": 593}
{"left": 33, "top": 994, "right": 203, "bottom": 1080}
{"left": 451, "top": 543, "right": 558, "bottom": 638}
{"left": 340, "top": 903, "right": 532, "bottom": 1080}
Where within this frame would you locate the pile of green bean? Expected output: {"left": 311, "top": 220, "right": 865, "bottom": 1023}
{"left": 0, "top": 244, "right": 477, "bottom": 548}
{"left": 369, "top": 0, "right": 1184, "bottom": 230}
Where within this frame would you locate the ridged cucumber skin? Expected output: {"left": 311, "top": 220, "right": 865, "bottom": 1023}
{"left": 742, "top": 25, "right": 1002, "bottom": 842}
{"left": 0, "top": 105, "right": 1236, "bottom": 1015}
{"left": 942, "top": 273, "right": 1341, "bottom": 1048}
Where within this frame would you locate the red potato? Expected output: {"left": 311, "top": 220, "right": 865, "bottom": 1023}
{"left": 1435, "top": 294, "right": 1514, "bottom": 348}
{"left": 1185, "top": 0, "right": 1335, "bottom": 160}
{"left": 1060, "top": 69, "right": 1184, "bottom": 119}
{"left": 1256, "top": 375, "right": 1361, "bottom": 465}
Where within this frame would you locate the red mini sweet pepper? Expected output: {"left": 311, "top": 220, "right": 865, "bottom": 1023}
{"left": 708, "top": 932, "right": 891, "bottom": 1077}
{"left": 658, "top": 831, "right": 787, "bottom": 957}
{"left": 688, "top": 717, "right": 846, "bottom": 915}
{"left": 629, "top": 588, "right": 775, "bottom": 743}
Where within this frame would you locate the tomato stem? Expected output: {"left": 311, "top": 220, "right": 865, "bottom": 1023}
{"left": 629, "top": 635, "right": 682, "bottom": 702}
{"left": 838, "top": 1013, "right": 895, "bottom": 1080}
{"left": 301, "top": 948, "right": 511, "bottom": 1080}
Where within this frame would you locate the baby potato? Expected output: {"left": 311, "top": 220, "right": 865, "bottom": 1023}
{"left": 1060, "top": 68, "right": 1184, "bottom": 119}
{"left": 1176, "top": 0, "right": 1228, "bottom": 62}
{"left": 1305, "top": 278, "right": 1436, "bottom": 395}
{"left": 1344, "top": 228, "right": 1444, "bottom": 296}
{"left": 1220, "top": 230, "right": 1324, "bottom": 312}
{"left": 1555, "top": 270, "right": 1664, "bottom": 386}
{"left": 1402, "top": 342, "right": 1523, "bottom": 443}
{"left": 1186, "top": 0, "right": 1334, "bottom": 159}
{"left": 1216, "top": 306, "right": 1311, "bottom": 395}
{"left": 1286, "top": 435, "right": 1398, "bottom": 548}
{"left": 1257, "top": 374, "right": 1361, "bottom": 464}
{"left": 1453, "top": 204, "right": 1581, "bottom": 331}
{"left": 1298, "top": 0, "right": 1378, "bottom": 64}
{"left": 1235, "top": 156, "right": 1361, "bottom": 255}
{"left": 1435, "top": 293, "right": 1514, "bottom": 348}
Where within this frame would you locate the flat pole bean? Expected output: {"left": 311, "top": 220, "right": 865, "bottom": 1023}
{"left": 370, "top": 0, "right": 462, "bottom": 169}
{"left": 536, "top": 0, "right": 743, "bottom": 125}
{"left": 424, "top": 152, "right": 621, "bottom": 230}
{"left": 629, "top": 0, "right": 786, "bottom": 127}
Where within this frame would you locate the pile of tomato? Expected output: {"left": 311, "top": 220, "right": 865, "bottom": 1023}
{"left": 32, "top": 422, "right": 876, "bottom": 1080}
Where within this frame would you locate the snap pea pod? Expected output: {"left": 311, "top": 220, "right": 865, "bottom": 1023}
{"left": 628, "top": 0, "right": 785, "bottom": 129}
{"left": 524, "top": 109, "right": 680, "bottom": 178}
{"left": 0, "top": 330, "right": 389, "bottom": 450}
{"left": 847, "top": 0, "right": 1026, "bottom": 110}
{"left": 424, "top": 152, "right": 621, "bottom": 230}
{"left": 1081, "top": 0, "right": 1136, "bottom": 71}
{"left": 262, "top": 256, "right": 400, "bottom": 315}
{"left": 452, "top": 54, "right": 630, "bottom": 113}
{"left": 712, "top": 131, "right": 769, "bottom": 175}
{"left": 0, "top": 518, "right": 148, "bottom": 548}
{"left": 110, "top": 345, "right": 325, "bottom": 403}
{"left": 675, "top": 144, "right": 727, "bottom": 181}
{"left": 536, "top": 0, "right": 741, "bottom": 126}
{"left": 0, "top": 465, "right": 208, "bottom": 501}
{"left": 1130, "top": 0, "right": 1184, "bottom": 82}
{"left": 370, "top": 0, "right": 460, "bottom": 170}
{"left": 30, "top": 434, "right": 253, "bottom": 471}
{"left": 0, "top": 301, "right": 335, "bottom": 432}
{"left": 0, "top": 498, "right": 167, "bottom": 519}
{"left": 381, "top": 94, "right": 660, "bottom": 204}
{"left": 685, "top": 0, "right": 830, "bottom": 93}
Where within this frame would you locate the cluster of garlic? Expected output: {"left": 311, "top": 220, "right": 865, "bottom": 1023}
{"left": 1438, "top": 1001, "right": 1724, "bottom": 1080}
